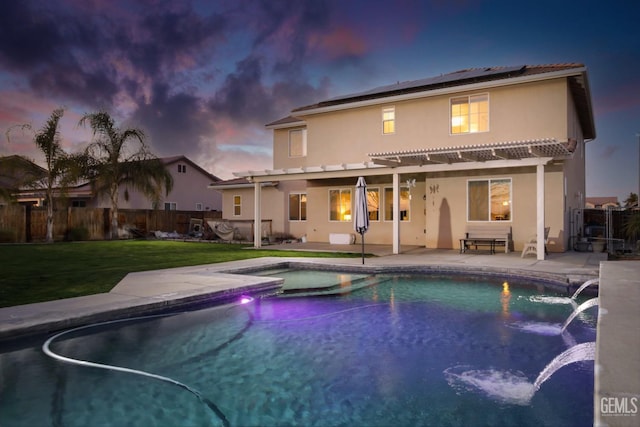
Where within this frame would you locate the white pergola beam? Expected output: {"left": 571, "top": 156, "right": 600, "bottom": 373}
{"left": 254, "top": 182, "right": 262, "bottom": 248}
{"left": 392, "top": 172, "right": 400, "bottom": 254}
{"left": 536, "top": 163, "right": 545, "bottom": 260}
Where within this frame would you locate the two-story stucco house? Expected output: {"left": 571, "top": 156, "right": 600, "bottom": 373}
{"left": 19, "top": 155, "right": 223, "bottom": 212}
{"left": 211, "top": 64, "right": 595, "bottom": 259}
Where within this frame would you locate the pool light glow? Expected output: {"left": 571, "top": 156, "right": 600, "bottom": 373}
{"left": 239, "top": 295, "right": 254, "bottom": 304}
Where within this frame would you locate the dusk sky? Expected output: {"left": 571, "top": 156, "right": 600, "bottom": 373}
{"left": 1, "top": 0, "right": 639, "bottom": 202}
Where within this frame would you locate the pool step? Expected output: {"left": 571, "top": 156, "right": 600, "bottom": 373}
{"left": 256, "top": 268, "right": 294, "bottom": 277}
{"left": 280, "top": 275, "right": 387, "bottom": 297}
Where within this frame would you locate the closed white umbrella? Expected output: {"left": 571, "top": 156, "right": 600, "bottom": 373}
{"left": 354, "top": 176, "right": 370, "bottom": 264}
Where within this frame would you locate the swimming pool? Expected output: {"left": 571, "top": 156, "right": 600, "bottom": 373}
{"left": 0, "top": 270, "right": 596, "bottom": 426}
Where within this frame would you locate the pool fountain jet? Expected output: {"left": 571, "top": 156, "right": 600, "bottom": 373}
{"left": 571, "top": 278, "right": 599, "bottom": 300}
{"left": 510, "top": 296, "right": 598, "bottom": 336}
{"left": 445, "top": 341, "right": 596, "bottom": 405}
{"left": 561, "top": 297, "right": 598, "bottom": 332}
{"left": 532, "top": 341, "right": 596, "bottom": 390}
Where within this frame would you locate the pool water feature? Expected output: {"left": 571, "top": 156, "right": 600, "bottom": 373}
{"left": 0, "top": 270, "right": 596, "bottom": 426}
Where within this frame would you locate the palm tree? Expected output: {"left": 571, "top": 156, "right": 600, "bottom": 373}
{"left": 5, "top": 108, "right": 72, "bottom": 242}
{"left": 624, "top": 192, "right": 638, "bottom": 208}
{"left": 78, "top": 111, "right": 173, "bottom": 239}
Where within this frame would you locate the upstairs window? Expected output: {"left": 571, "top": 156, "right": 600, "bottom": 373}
{"left": 164, "top": 202, "right": 177, "bottom": 211}
{"left": 382, "top": 107, "right": 395, "bottom": 134}
{"left": 177, "top": 164, "right": 187, "bottom": 173}
{"left": 468, "top": 178, "right": 511, "bottom": 221}
{"left": 329, "top": 189, "right": 351, "bottom": 222}
{"left": 233, "top": 195, "right": 241, "bottom": 216}
{"left": 289, "top": 129, "right": 307, "bottom": 157}
{"left": 451, "top": 94, "right": 489, "bottom": 134}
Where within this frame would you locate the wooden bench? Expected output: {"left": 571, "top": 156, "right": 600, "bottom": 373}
{"left": 461, "top": 224, "right": 513, "bottom": 254}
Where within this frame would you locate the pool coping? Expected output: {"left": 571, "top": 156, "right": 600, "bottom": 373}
{"left": 0, "top": 256, "right": 591, "bottom": 341}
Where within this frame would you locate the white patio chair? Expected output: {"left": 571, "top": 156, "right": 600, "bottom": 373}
{"left": 521, "top": 227, "right": 550, "bottom": 258}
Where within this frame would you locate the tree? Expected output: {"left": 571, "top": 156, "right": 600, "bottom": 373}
{"left": 5, "top": 108, "right": 75, "bottom": 242}
{"left": 78, "top": 111, "right": 173, "bottom": 239}
{"left": 623, "top": 192, "right": 638, "bottom": 208}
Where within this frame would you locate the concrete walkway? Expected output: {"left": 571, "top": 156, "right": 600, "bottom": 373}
{"left": 0, "top": 244, "right": 637, "bottom": 426}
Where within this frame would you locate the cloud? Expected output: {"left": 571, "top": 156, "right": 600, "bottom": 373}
{"left": 0, "top": 1, "right": 227, "bottom": 110}
{"left": 130, "top": 83, "right": 212, "bottom": 159}
{"left": 307, "top": 26, "right": 368, "bottom": 61}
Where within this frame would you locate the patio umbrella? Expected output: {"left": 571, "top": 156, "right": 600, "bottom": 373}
{"left": 354, "top": 176, "right": 370, "bottom": 264}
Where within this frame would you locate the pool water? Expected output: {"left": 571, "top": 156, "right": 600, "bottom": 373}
{"left": 0, "top": 271, "right": 596, "bottom": 426}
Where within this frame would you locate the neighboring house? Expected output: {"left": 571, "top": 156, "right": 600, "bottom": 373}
{"left": 585, "top": 197, "right": 619, "bottom": 209}
{"left": 211, "top": 64, "right": 596, "bottom": 259}
{"left": 0, "top": 155, "right": 46, "bottom": 204}
{"left": 17, "top": 155, "right": 223, "bottom": 212}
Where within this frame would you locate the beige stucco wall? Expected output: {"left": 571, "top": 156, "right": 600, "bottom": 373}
{"left": 424, "top": 166, "right": 568, "bottom": 251}
{"left": 273, "top": 126, "right": 308, "bottom": 170}
{"left": 562, "top": 85, "right": 589, "bottom": 245}
{"left": 286, "top": 79, "right": 569, "bottom": 167}
{"left": 220, "top": 182, "right": 307, "bottom": 239}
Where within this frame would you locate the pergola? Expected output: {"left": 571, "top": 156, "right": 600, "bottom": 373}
{"left": 238, "top": 138, "right": 576, "bottom": 260}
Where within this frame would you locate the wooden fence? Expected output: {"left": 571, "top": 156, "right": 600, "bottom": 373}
{"left": 0, "top": 205, "right": 222, "bottom": 242}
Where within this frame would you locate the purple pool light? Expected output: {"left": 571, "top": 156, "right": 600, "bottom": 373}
{"left": 239, "top": 295, "right": 254, "bottom": 304}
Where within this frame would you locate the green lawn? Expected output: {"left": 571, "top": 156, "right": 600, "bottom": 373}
{"left": 0, "top": 240, "right": 359, "bottom": 308}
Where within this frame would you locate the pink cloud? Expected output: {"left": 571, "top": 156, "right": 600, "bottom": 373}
{"left": 308, "top": 26, "right": 369, "bottom": 60}
{"left": 0, "top": 90, "right": 92, "bottom": 159}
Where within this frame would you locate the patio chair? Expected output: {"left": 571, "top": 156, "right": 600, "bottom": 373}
{"left": 521, "top": 227, "right": 550, "bottom": 258}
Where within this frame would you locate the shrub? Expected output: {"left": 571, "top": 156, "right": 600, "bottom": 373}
{"left": 0, "top": 229, "right": 17, "bottom": 243}
{"left": 66, "top": 226, "right": 90, "bottom": 241}
{"left": 623, "top": 211, "right": 640, "bottom": 245}
{"left": 268, "top": 232, "right": 296, "bottom": 243}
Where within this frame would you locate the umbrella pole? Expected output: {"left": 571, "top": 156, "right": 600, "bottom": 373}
{"left": 361, "top": 232, "right": 365, "bottom": 264}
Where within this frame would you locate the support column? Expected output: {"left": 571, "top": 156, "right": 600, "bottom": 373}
{"left": 536, "top": 163, "right": 545, "bottom": 260}
{"left": 254, "top": 182, "right": 262, "bottom": 248}
{"left": 392, "top": 172, "right": 400, "bottom": 254}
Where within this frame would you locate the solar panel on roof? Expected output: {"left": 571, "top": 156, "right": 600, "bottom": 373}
{"left": 325, "top": 65, "right": 526, "bottom": 103}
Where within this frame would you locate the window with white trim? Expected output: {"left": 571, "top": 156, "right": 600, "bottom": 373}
{"left": 195, "top": 203, "right": 203, "bottom": 211}
{"left": 233, "top": 195, "right": 241, "bottom": 216}
{"left": 289, "top": 129, "right": 307, "bottom": 157}
{"left": 382, "top": 107, "right": 395, "bottom": 134}
{"left": 367, "top": 188, "right": 380, "bottom": 221}
{"left": 384, "top": 187, "right": 411, "bottom": 221}
{"left": 289, "top": 193, "right": 307, "bottom": 221}
{"left": 329, "top": 189, "right": 351, "bottom": 222}
{"left": 467, "top": 178, "right": 511, "bottom": 221}
{"left": 164, "top": 202, "right": 177, "bottom": 211}
{"left": 451, "top": 94, "right": 489, "bottom": 134}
